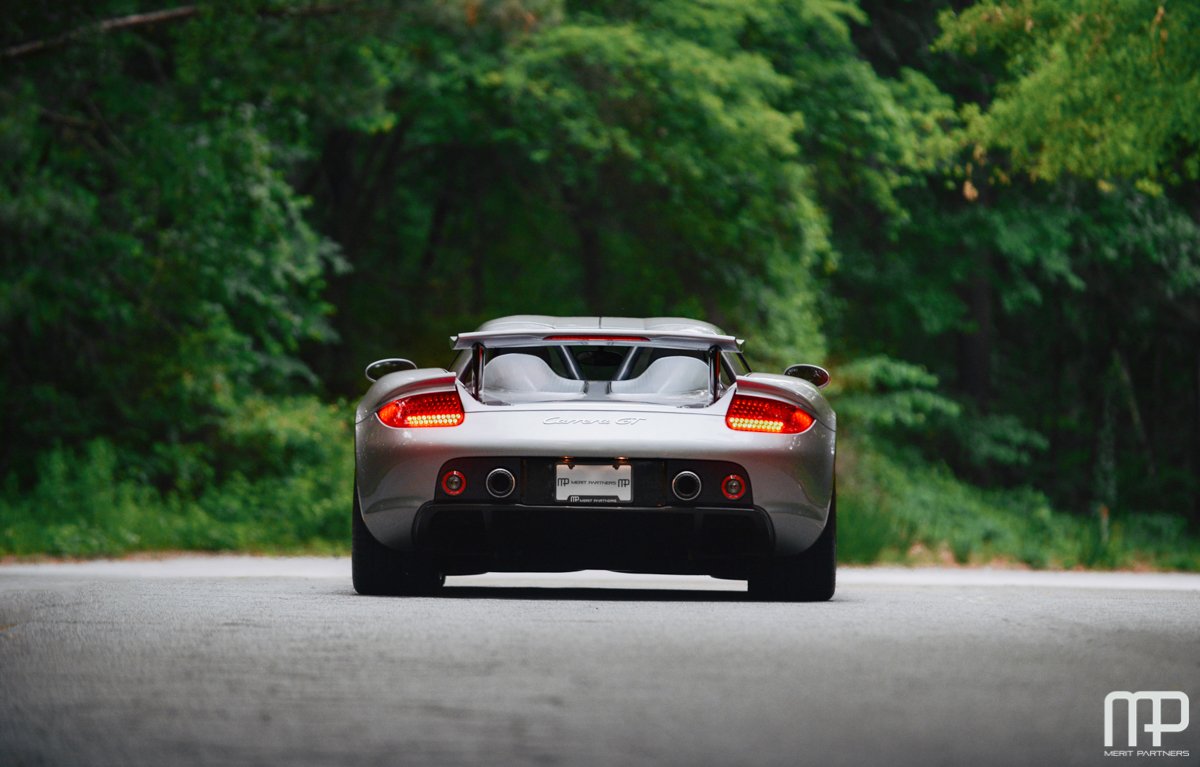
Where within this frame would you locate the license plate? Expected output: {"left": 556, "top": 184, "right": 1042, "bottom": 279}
{"left": 555, "top": 463, "right": 633, "bottom": 504}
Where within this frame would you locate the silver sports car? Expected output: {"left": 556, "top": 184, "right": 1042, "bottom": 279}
{"left": 353, "top": 316, "right": 837, "bottom": 600}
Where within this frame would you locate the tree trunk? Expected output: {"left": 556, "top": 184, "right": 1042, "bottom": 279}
{"left": 1113, "top": 349, "right": 1156, "bottom": 478}
{"left": 575, "top": 215, "right": 604, "bottom": 315}
{"left": 957, "top": 252, "right": 993, "bottom": 408}
{"left": 1094, "top": 377, "right": 1117, "bottom": 511}
{"left": 321, "top": 129, "right": 358, "bottom": 250}
{"left": 1194, "top": 343, "right": 1200, "bottom": 519}
{"left": 415, "top": 194, "right": 451, "bottom": 287}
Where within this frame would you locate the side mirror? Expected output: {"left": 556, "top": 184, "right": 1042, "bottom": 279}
{"left": 365, "top": 358, "right": 417, "bottom": 382}
{"left": 784, "top": 364, "right": 830, "bottom": 389}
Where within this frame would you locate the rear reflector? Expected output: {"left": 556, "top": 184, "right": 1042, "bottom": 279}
{"left": 725, "top": 394, "right": 815, "bottom": 434}
{"left": 441, "top": 470, "right": 466, "bottom": 495}
{"left": 377, "top": 391, "right": 465, "bottom": 428}
{"left": 721, "top": 474, "right": 747, "bottom": 500}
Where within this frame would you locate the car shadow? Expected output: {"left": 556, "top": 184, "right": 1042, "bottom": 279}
{"left": 342, "top": 586, "right": 849, "bottom": 602}
{"left": 437, "top": 585, "right": 750, "bottom": 602}
{"left": 339, "top": 580, "right": 851, "bottom": 602}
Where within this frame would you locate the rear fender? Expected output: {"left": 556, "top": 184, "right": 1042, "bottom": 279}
{"left": 355, "top": 369, "right": 458, "bottom": 424}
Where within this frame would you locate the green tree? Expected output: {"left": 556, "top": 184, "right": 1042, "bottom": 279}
{"left": 838, "top": 0, "right": 1200, "bottom": 521}
{"left": 936, "top": 0, "right": 1200, "bottom": 188}
{"left": 0, "top": 1, "right": 346, "bottom": 483}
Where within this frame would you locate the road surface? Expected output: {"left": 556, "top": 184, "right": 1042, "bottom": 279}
{"left": 1, "top": 558, "right": 1197, "bottom": 766}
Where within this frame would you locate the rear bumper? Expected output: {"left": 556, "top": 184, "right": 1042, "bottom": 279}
{"left": 414, "top": 502, "right": 774, "bottom": 577}
{"left": 356, "top": 398, "right": 835, "bottom": 557}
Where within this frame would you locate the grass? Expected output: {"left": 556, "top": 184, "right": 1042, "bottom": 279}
{"left": 0, "top": 396, "right": 354, "bottom": 560}
{"left": 837, "top": 437, "right": 1200, "bottom": 571}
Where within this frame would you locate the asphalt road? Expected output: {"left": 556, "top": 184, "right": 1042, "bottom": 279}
{"left": 1, "top": 559, "right": 1198, "bottom": 767}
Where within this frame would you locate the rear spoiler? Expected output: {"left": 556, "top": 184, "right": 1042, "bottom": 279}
{"left": 451, "top": 329, "right": 743, "bottom": 353}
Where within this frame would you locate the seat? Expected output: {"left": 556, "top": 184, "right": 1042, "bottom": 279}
{"left": 609, "top": 356, "right": 709, "bottom": 395}
{"left": 483, "top": 354, "right": 586, "bottom": 394}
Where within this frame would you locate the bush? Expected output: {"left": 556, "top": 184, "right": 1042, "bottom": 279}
{"left": 0, "top": 396, "right": 352, "bottom": 558}
{"left": 837, "top": 436, "right": 1200, "bottom": 571}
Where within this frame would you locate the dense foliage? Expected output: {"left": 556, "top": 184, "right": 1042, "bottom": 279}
{"left": 2, "top": 0, "right": 1197, "bottom": 566}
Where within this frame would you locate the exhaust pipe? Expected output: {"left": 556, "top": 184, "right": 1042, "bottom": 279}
{"left": 486, "top": 468, "right": 516, "bottom": 499}
{"left": 671, "top": 471, "right": 702, "bottom": 501}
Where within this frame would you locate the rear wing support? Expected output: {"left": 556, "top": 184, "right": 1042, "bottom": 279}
{"left": 708, "top": 345, "right": 720, "bottom": 404}
{"left": 472, "top": 343, "right": 485, "bottom": 400}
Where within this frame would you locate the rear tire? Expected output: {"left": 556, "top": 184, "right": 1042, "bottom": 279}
{"left": 749, "top": 487, "right": 836, "bottom": 602}
{"left": 352, "top": 484, "right": 444, "bottom": 596}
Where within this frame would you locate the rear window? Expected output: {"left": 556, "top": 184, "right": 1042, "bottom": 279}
{"left": 464, "top": 345, "right": 724, "bottom": 407}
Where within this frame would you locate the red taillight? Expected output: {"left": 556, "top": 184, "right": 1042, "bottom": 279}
{"left": 725, "top": 394, "right": 814, "bottom": 434}
{"left": 377, "top": 391, "right": 464, "bottom": 428}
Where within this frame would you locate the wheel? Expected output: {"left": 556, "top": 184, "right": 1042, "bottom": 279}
{"left": 352, "top": 483, "right": 444, "bottom": 596}
{"left": 748, "top": 487, "right": 836, "bottom": 602}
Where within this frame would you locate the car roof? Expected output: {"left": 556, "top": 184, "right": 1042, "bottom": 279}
{"left": 472, "top": 315, "right": 727, "bottom": 336}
